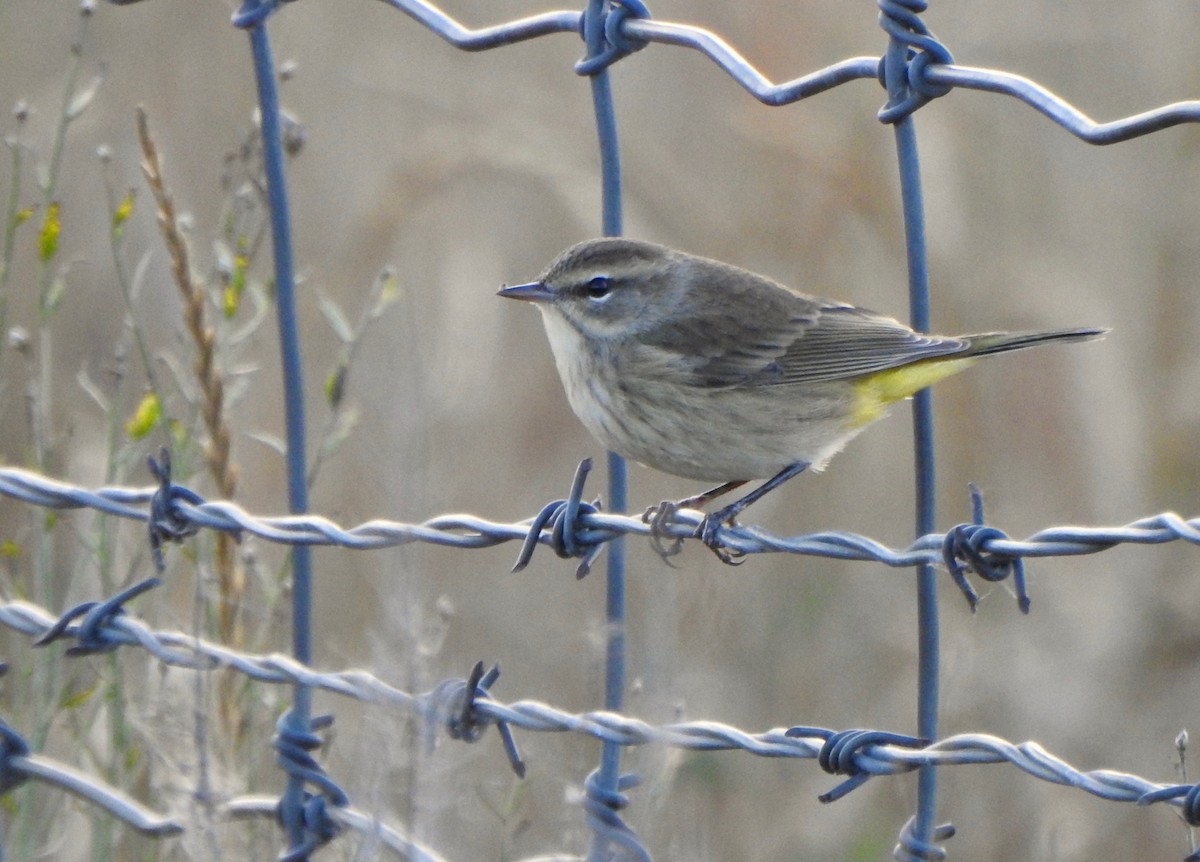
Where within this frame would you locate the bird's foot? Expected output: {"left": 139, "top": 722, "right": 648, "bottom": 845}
{"left": 695, "top": 509, "right": 746, "bottom": 566}
{"left": 643, "top": 499, "right": 747, "bottom": 565}
{"left": 642, "top": 500, "right": 686, "bottom": 564}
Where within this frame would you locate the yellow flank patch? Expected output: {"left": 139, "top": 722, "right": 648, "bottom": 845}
{"left": 849, "top": 357, "right": 977, "bottom": 428}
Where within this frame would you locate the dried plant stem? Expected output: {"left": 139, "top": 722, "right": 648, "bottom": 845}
{"left": 137, "top": 108, "right": 244, "bottom": 729}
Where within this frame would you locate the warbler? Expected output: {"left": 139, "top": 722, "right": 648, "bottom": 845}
{"left": 499, "top": 238, "right": 1106, "bottom": 560}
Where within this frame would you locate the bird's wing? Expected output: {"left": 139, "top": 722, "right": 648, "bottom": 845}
{"left": 761, "top": 304, "right": 969, "bottom": 386}
{"left": 641, "top": 292, "right": 968, "bottom": 388}
{"left": 630, "top": 279, "right": 810, "bottom": 385}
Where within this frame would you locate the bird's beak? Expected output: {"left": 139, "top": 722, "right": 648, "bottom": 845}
{"left": 498, "top": 281, "right": 554, "bottom": 303}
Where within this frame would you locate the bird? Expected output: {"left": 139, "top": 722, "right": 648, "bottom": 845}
{"left": 499, "top": 237, "right": 1106, "bottom": 562}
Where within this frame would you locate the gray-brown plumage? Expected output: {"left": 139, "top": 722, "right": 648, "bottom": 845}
{"left": 500, "top": 237, "right": 1106, "bottom": 557}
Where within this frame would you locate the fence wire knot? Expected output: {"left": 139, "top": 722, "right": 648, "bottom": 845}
{"left": 893, "top": 814, "right": 957, "bottom": 862}
{"left": 147, "top": 449, "right": 206, "bottom": 573}
{"left": 273, "top": 711, "right": 348, "bottom": 860}
{"left": 34, "top": 578, "right": 161, "bottom": 656}
{"left": 1139, "top": 782, "right": 1200, "bottom": 861}
{"left": 512, "top": 458, "right": 606, "bottom": 578}
{"left": 0, "top": 718, "right": 30, "bottom": 797}
{"left": 232, "top": 0, "right": 298, "bottom": 29}
{"left": 424, "top": 662, "right": 527, "bottom": 778}
{"left": 275, "top": 792, "right": 341, "bottom": 862}
{"left": 576, "top": 0, "right": 651, "bottom": 76}
{"left": 1179, "top": 786, "right": 1200, "bottom": 828}
{"left": 942, "top": 484, "right": 1028, "bottom": 613}
{"left": 1139, "top": 782, "right": 1200, "bottom": 835}
{"left": 582, "top": 768, "right": 651, "bottom": 862}
{"left": 876, "top": 0, "right": 955, "bottom": 123}
{"left": 796, "top": 727, "right": 929, "bottom": 803}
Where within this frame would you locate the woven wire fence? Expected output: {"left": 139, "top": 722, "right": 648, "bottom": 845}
{"left": 1, "top": 0, "right": 1199, "bottom": 860}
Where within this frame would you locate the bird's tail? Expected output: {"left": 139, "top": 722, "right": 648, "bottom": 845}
{"left": 847, "top": 326, "right": 1106, "bottom": 430}
{"left": 961, "top": 327, "right": 1109, "bottom": 357}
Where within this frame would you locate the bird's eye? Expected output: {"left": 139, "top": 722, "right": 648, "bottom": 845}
{"left": 585, "top": 276, "right": 612, "bottom": 300}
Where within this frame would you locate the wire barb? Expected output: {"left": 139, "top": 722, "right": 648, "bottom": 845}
{"left": 942, "top": 484, "right": 1028, "bottom": 613}
{"left": 1139, "top": 782, "right": 1200, "bottom": 834}
{"left": 146, "top": 449, "right": 206, "bottom": 572}
{"left": 34, "top": 577, "right": 161, "bottom": 655}
{"left": 423, "top": 661, "right": 527, "bottom": 778}
{"left": 511, "top": 458, "right": 606, "bottom": 577}
{"left": 893, "top": 815, "right": 957, "bottom": 862}
{"left": 0, "top": 719, "right": 30, "bottom": 797}
{"left": 811, "top": 728, "right": 930, "bottom": 803}
{"left": 273, "top": 711, "right": 348, "bottom": 861}
{"left": 582, "top": 768, "right": 651, "bottom": 862}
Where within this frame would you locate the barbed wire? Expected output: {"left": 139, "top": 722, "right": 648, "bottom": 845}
{"left": 2, "top": 591, "right": 1194, "bottom": 849}
{"left": 3, "top": 461, "right": 1199, "bottom": 613}
{"left": 0, "top": 717, "right": 183, "bottom": 837}
{"left": 21, "top": 0, "right": 1200, "bottom": 859}
{"left": 225, "top": 796, "right": 450, "bottom": 862}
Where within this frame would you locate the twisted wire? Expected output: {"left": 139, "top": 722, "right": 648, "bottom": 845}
{"left": 0, "top": 716, "right": 181, "bottom": 837}
{"left": 40, "top": 1, "right": 1200, "bottom": 859}
{"left": 876, "top": 0, "right": 955, "bottom": 123}
{"left": 225, "top": 795, "right": 450, "bottom": 862}
{"left": 376, "top": 0, "right": 1200, "bottom": 136}
{"left": 3, "top": 465, "right": 1198, "bottom": 599}
{"left": 5, "top": 595, "right": 1190, "bottom": 821}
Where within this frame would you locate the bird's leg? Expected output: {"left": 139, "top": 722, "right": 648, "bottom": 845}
{"left": 676, "top": 480, "right": 749, "bottom": 511}
{"left": 697, "top": 462, "right": 810, "bottom": 564}
{"left": 642, "top": 480, "right": 747, "bottom": 525}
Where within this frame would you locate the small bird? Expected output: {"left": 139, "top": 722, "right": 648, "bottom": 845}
{"left": 499, "top": 238, "right": 1106, "bottom": 562}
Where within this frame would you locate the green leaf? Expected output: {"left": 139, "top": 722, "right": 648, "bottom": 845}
{"left": 61, "top": 682, "right": 99, "bottom": 710}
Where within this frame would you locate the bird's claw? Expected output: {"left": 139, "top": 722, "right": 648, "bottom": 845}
{"left": 642, "top": 501, "right": 746, "bottom": 565}
{"left": 695, "top": 513, "right": 746, "bottom": 566}
{"left": 642, "top": 501, "right": 685, "bottom": 564}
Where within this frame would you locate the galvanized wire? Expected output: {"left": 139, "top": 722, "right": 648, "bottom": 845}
{"left": 232, "top": 6, "right": 318, "bottom": 855}
{"left": 1, "top": 462, "right": 1196, "bottom": 595}
{"left": 379, "top": 0, "right": 1200, "bottom": 132}
{"left": 24, "top": 0, "right": 1200, "bottom": 859}
{"left": 1, "top": 595, "right": 1188, "bottom": 828}
{"left": 581, "top": 11, "right": 639, "bottom": 857}
{"left": 0, "top": 690, "right": 180, "bottom": 847}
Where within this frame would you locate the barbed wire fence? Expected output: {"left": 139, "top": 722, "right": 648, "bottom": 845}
{"left": 2, "top": 0, "right": 1200, "bottom": 859}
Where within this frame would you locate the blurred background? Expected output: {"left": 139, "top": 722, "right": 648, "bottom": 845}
{"left": 1, "top": 0, "right": 1199, "bottom": 859}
